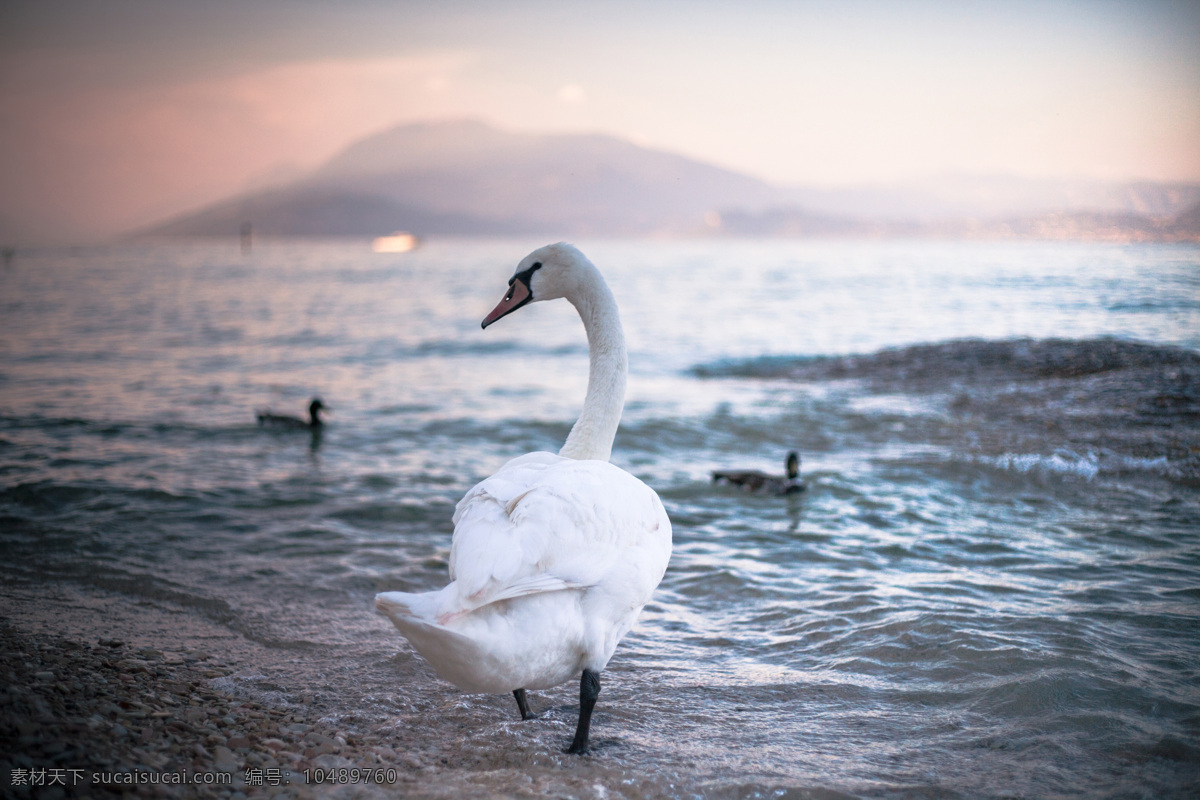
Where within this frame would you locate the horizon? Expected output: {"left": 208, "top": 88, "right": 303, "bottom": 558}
{"left": 2, "top": 0, "right": 1199, "bottom": 243}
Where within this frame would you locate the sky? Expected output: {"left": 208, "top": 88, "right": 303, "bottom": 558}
{"left": 1, "top": 0, "right": 1198, "bottom": 243}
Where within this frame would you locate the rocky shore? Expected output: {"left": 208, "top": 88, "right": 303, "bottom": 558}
{"left": 0, "top": 623, "right": 403, "bottom": 799}
{"left": 0, "top": 615, "right": 650, "bottom": 800}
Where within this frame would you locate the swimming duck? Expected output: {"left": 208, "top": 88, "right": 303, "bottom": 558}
{"left": 713, "top": 451, "right": 806, "bottom": 495}
{"left": 375, "top": 243, "right": 673, "bottom": 755}
{"left": 256, "top": 398, "right": 328, "bottom": 430}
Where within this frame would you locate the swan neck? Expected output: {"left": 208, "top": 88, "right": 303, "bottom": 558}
{"left": 558, "top": 274, "right": 627, "bottom": 462}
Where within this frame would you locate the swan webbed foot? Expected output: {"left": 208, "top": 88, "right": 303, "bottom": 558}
{"left": 564, "top": 668, "right": 601, "bottom": 754}
{"left": 513, "top": 688, "right": 538, "bottom": 721}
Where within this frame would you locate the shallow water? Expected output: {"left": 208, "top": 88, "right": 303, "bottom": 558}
{"left": 2, "top": 239, "right": 1199, "bottom": 798}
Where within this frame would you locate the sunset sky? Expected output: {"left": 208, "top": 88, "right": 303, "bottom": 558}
{"left": 2, "top": 0, "right": 1198, "bottom": 242}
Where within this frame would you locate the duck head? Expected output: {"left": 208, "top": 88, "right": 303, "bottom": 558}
{"left": 481, "top": 243, "right": 589, "bottom": 328}
{"left": 309, "top": 398, "right": 329, "bottom": 425}
{"left": 786, "top": 451, "right": 801, "bottom": 479}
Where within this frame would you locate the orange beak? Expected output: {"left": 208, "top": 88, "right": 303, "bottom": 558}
{"left": 481, "top": 277, "right": 533, "bottom": 328}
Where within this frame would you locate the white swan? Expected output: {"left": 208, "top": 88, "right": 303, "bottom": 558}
{"left": 375, "top": 243, "right": 672, "bottom": 754}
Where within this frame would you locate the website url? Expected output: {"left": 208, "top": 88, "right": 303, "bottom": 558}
{"left": 94, "top": 770, "right": 232, "bottom": 786}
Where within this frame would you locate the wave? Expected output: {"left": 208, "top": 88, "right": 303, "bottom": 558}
{"left": 692, "top": 337, "right": 1200, "bottom": 487}
{"left": 982, "top": 450, "right": 1102, "bottom": 480}
{"left": 693, "top": 336, "right": 1200, "bottom": 385}
{"left": 355, "top": 337, "right": 586, "bottom": 362}
{"left": 973, "top": 450, "right": 1196, "bottom": 483}
{"left": 0, "top": 480, "right": 199, "bottom": 514}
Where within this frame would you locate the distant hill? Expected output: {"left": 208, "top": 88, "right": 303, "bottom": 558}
{"left": 138, "top": 119, "right": 1200, "bottom": 241}
{"left": 781, "top": 175, "right": 1200, "bottom": 222}
{"left": 145, "top": 186, "right": 531, "bottom": 238}
{"left": 716, "top": 203, "right": 1200, "bottom": 242}
{"left": 1168, "top": 201, "right": 1200, "bottom": 236}
{"left": 142, "top": 119, "right": 784, "bottom": 238}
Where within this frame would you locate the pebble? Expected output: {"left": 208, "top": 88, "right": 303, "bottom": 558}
{"left": 212, "top": 745, "right": 238, "bottom": 772}
{"left": 0, "top": 623, "right": 420, "bottom": 799}
{"left": 312, "top": 753, "right": 353, "bottom": 770}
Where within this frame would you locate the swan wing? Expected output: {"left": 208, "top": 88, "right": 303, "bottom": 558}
{"left": 447, "top": 452, "right": 670, "bottom": 614}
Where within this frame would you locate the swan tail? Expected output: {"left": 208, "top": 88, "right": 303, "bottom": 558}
{"left": 374, "top": 590, "right": 444, "bottom": 626}
{"left": 375, "top": 591, "right": 511, "bottom": 692}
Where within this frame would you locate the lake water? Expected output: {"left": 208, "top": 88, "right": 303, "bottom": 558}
{"left": 2, "top": 238, "right": 1199, "bottom": 798}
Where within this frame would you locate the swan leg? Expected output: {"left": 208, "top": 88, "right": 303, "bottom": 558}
{"left": 565, "top": 669, "right": 601, "bottom": 754}
{"left": 513, "top": 688, "right": 537, "bottom": 720}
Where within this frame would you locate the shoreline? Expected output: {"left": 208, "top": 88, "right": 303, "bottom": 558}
{"left": 0, "top": 621, "right": 403, "bottom": 798}
{"left": 0, "top": 590, "right": 670, "bottom": 800}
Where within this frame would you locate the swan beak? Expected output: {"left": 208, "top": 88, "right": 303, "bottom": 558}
{"left": 481, "top": 277, "right": 533, "bottom": 328}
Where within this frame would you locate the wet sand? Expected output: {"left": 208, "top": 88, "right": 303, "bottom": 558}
{"left": 0, "top": 617, "right": 653, "bottom": 800}
{"left": 0, "top": 619, "right": 405, "bottom": 799}
{"left": 0, "top": 587, "right": 682, "bottom": 800}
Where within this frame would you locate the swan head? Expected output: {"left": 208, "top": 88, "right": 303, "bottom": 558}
{"left": 309, "top": 398, "right": 328, "bottom": 424}
{"left": 481, "top": 242, "right": 591, "bottom": 328}
{"left": 786, "top": 451, "right": 800, "bottom": 479}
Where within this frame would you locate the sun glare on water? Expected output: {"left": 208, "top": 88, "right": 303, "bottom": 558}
{"left": 371, "top": 231, "right": 420, "bottom": 253}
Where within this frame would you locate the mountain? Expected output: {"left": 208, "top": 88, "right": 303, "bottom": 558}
{"left": 145, "top": 187, "right": 527, "bottom": 238}
{"left": 716, "top": 203, "right": 1200, "bottom": 242}
{"left": 1167, "top": 201, "right": 1200, "bottom": 236}
{"left": 139, "top": 119, "right": 1200, "bottom": 241}
{"left": 780, "top": 175, "right": 1200, "bottom": 222}
{"left": 143, "top": 120, "right": 785, "bottom": 238}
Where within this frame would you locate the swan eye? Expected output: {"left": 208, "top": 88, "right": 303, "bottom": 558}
{"left": 508, "top": 261, "right": 542, "bottom": 293}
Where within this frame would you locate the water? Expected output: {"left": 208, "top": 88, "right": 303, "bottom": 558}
{"left": 2, "top": 238, "right": 1199, "bottom": 798}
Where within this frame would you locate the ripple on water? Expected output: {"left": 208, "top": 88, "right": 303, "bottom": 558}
{"left": 3, "top": 244, "right": 1200, "bottom": 798}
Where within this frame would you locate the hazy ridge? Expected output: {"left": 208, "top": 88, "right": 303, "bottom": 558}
{"left": 141, "top": 120, "right": 1200, "bottom": 241}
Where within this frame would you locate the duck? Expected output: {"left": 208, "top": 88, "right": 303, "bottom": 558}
{"left": 256, "top": 398, "right": 328, "bottom": 430}
{"left": 375, "top": 243, "right": 672, "bottom": 755}
{"left": 712, "top": 451, "right": 806, "bottom": 495}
